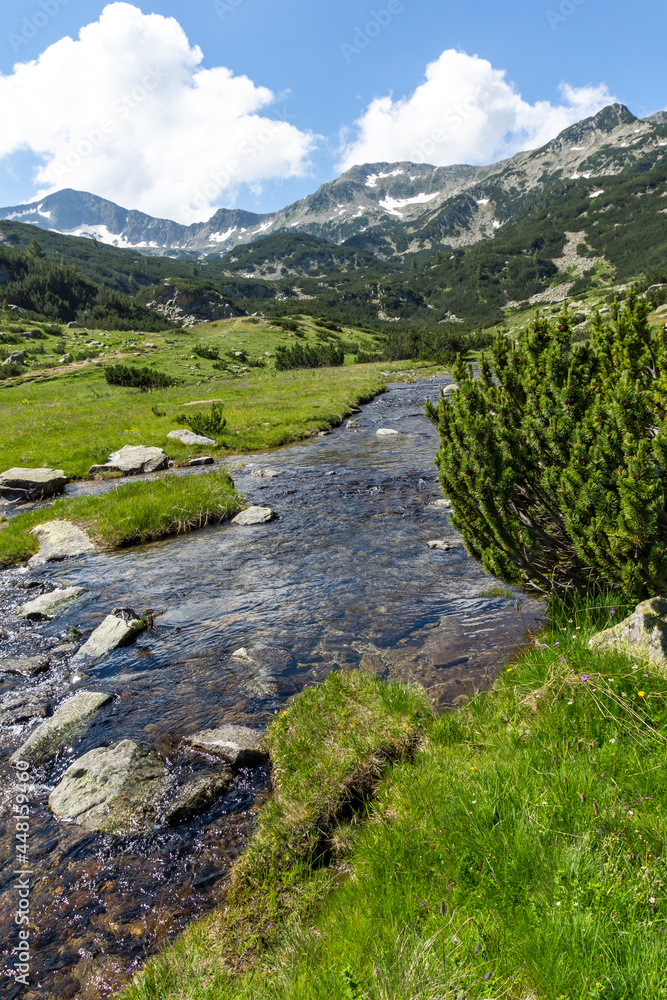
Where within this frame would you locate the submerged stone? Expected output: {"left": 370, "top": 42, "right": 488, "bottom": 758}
{"left": 28, "top": 522, "right": 96, "bottom": 567}
{"left": 184, "top": 724, "right": 267, "bottom": 766}
{"left": 231, "top": 506, "right": 276, "bottom": 525}
{"left": 0, "top": 654, "right": 50, "bottom": 677}
{"left": 589, "top": 597, "right": 667, "bottom": 668}
{"left": 70, "top": 613, "right": 147, "bottom": 668}
{"left": 48, "top": 739, "right": 169, "bottom": 834}
{"left": 10, "top": 691, "right": 112, "bottom": 764}
{"left": 161, "top": 771, "right": 232, "bottom": 825}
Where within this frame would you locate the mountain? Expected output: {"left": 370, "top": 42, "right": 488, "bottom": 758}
{"left": 3, "top": 104, "right": 664, "bottom": 263}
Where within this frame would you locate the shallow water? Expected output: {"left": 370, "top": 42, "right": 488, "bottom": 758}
{"left": 0, "top": 375, "right": 543, "bottom": 998}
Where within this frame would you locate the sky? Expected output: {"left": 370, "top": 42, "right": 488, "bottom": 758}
{"left": 0, "top": 0, "right": 664, "bottom": 224}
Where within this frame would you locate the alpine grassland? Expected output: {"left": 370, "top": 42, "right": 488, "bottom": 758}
{"left": 0, "top": 469, "right": 243, "bottom": 566}
{"left": 123, "top": 596, "right": 667, "bottom": 1000}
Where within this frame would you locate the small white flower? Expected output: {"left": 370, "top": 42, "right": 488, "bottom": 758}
{"left": 628, "top": 810, "right": 634, "bottom": 815}
{"left": 609, "top": 739, "right": 616, "bottom": 743}
{"left": 573, "top": 902, "right": 579, "bottom": 907}
{"left": 650, "top": 897, "right": 656, "bottom": 903}
{"left": 472, "top": 800, "right": 477, "bottom": 804}
{"left": 556, "top": 901, "right": 561, "bottom": 906}
{"left": 567, "top": 700, "right": 574, "bottom": 705}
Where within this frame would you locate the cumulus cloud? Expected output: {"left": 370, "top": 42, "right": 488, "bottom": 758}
{"left": 0, "top": 3, "right": 315, "bottom": 222}
{"left": 339, "top": 50, "right": 616, "bottom": 170}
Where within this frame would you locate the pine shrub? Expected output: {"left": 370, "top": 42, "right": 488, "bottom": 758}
{"left": 425, "top": 290, "right": 667, "bottom": 598}
{"left": 175, "top": 402, "right": 226, "bottom": 438}
{"left": 104, "top": 364, "right": 175, "bottom": 390}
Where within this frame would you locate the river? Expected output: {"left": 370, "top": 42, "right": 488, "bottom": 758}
{"left": 0, "top": 373, "right": 543, "bottom": 998}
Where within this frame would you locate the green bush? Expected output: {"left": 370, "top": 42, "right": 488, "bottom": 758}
{"left": 104, "top": 364, "right": 175, "bottom": 390}
{"left": 0, "top": 362, "right": 24, "bottom": 379}
{"left": 193, "top": 343, "right": 219, "bottom": 360}
{"left": 275, "top": 341, "right": 344, "bottom": 371}
{"left": 175, "top": 401, "right": 227, "bottom": 438}
{"left": 426, "top": 290, "right": 667, "bottom": 598}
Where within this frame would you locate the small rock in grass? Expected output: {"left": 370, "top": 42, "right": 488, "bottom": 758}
{"left": 167, "top": 429, "right": 216, "bottom": 446}
{"left": 19, "top": 586, "right": 85, "bottom": 620}
{"left": 231, "top": 506, "right": 276, "bottom": 525}
{"left": 70, "top": 613, "right": 147, "bottom": 668}
{"left": 11, "top": 691, "right": 113, "bottom": 764}
{"left": 184, "top": 724, "right": 267, "bottom": 766}
{"left": 28, "top": 522, "right": 96, "bottom": 567}
{"left": 589, "top": 597, "right": 667, "bottom": 668}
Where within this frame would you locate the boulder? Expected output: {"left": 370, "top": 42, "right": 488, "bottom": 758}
{"left": 162, "top": 771, "right": 232, "bottom": 825}
{"left": 250, "top": 468, "right": 281, "bottom": 478}
{"left": 4, "top": 351, "right": 26, "bottom": 365}
{"left": 58, "top": 354, "right": 74, "bottom": 364}
{"left": 0, "top": 467, "right": 67, "bottom": 500}
{"left": 346, "top": 420, "right": 362, "bottom": 429}
{"left": 67, "top": 321, "right": 81, "bottom": 329}
{"left": 231, "top": 506, "right": 276, "bottom": 525}
{"left": 48, "top": 740, "right": 168, "bottom": 834}
{"left": 70, "top": 613, "right": 147, "bottom": 669}
{"left": 188, "top": 456, "right": 214, "bottom": 466}
{"left": 28, "top": 521, "right": 95, "bottom": 567}
{"left": 231, "top": 647, "right": 253, "bottom": 661}
{"left": 589, "top": 598, "right": 667, "bottom": 668}
{"left": 428, "top": 498, "right": 452, "bottom": 509}
{"left": 184, "top": 724, "right": 267, "bottom": 766}
{"left": 443, "top": 383, "right": 459, "bottom": 395}
{"left": 0, "top": 654, "right": 50, "bottom": 677}
{"left": 10, "top": 691, "right": 112, "bottom": 765}
{"left": 167, "top": 429, "right": 216, "bottom": 446}
{"left": 427, "top": 539, "right": 462, "bottom": 551}
{"left": 19, "top": 586, "right": 85, "bottom": 620}
{"left": 376, "top": 428, "right": 399, "bottom": 437}
{"left": 89, "top": 445, "right": 170, "bottom": 476}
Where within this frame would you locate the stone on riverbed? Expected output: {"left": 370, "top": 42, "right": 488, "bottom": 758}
{"left": 184, "top": 724, "right": 267, "bottom": 766}
{"left": 376, "top": 428, "right": 399, "bottom": 437}
{"left": 188, "top": 456, "right": 214, "bottom": 467}
{"left": 428, "top": 498, "right": 452, "bottom": 510}
{"left": 10, "top": 691, "right": 112, "bottom": 764}
{"left": 589, "top": 597, "right": 667, "bottom": 669}
{"left": 89, "top": 445, "right": 170, "bottom": 476}
{"left": 231, "top": 506, "right": 276, "bottom": 526}
{"left": 70, "top": 613, "right": 147, "bottom": 669}
{"left": 0, "top": 654, "right": 50, "bottom": 677}
{"left": 162, "top": 771, "right": 233, "bottom": 825}
{"left": 19, "top": 586, "right": 85, "bottom": 620}
{"left": 346, "top": 419, "right": 362, "bottom": 429}
{"left": 250, "top": 468, "right": 281, "bottom": 478}
{"left": 427, "top": 539, "right": 462, "bottom": 551}
{"left": 167, "top": 429, "right": 216, "bottom": 446}
{"left": 1, "top": 693, "right": 50, "bottom": 724}
{"left": 0, "top": 467, "right": 67, "bottom": 501}
{"left": 28, "top": 522, "right": 96, "bottom": 567}
{"left": 48, "top": 740, "right": 169, "bottom": 834}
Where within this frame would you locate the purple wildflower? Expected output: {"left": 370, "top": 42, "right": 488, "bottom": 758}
{"left": 581, "top": 674, "right": 589, "bottom": 682}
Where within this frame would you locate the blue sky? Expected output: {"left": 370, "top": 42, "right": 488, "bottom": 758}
{"left": 0, "top": 0, "right": 664, "bottom": 222}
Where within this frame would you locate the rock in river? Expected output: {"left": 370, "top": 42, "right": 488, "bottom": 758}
{"left": 89, "top": 445, "right": 170, "bottom": 476}
{"left": 427, "top": 539, "right": 462, "bottom": 551}
{"left": 10, "top": 691, "right": 112, "bottom": 765}
{"left": 589, "top": 597, "right": 667, "bottom": 669}
{"left": 161, "top": 771, "right": 232, "bottom": 825}
{"left": 70, "top": 613, "right": 147, "bottom": 669}
{"left": 19, "top": 586, "right": 85, "bottom": 620}
{"left": 250, "top": 468, "right": 281, "bottom": 478}
{"left": 167, "top": 429, "right": 216, "bottom": 446}
{"left": 0, "top": 654, "right": 50, "bottom": 677}
{"left": 231, "top": 506, "right": 276, "bottom": 526}
{"left": 184, "top": 724, "right": 268, "bottom": 766}
{"left": 376, "top": 428, "right": 399, "bottom": 437}
{"left": 49, "top": 740, "right": 169, "bottom": 834}
{"left": 28, "top": 522, "right": 96, "bottom": 567}
{"left": 0, "top": 467, "right": 67, "bottom": 501}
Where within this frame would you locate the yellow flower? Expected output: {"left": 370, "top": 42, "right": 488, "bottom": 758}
{"left": 470, "top": 766, "right": 478, "bottom": 771}
{"left": 506, "top": 667, "right": 513, "bottom": 672}
{"left": 638, "top": 690, "right": 645, "bottom": 698}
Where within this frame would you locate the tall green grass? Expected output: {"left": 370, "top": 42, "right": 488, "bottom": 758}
{"left": 0, "top": 469, "right": 242, "bottom": 566}
{"left": 125, "top": 596, "right": 667, "bottom": 1000}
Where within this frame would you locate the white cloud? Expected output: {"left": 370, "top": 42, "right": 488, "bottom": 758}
{"left": 339, "top": 50, "right": 616, "bottom": 170}
{"left": 0, "top": 3, "right": 315, "bottom": 222}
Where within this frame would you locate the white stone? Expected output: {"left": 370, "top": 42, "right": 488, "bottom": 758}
{"left": 376, "top": 428, "right": 399, "bottom": 436}
{"left": 19, "top": 586, "right": 85, "bottom": 619}
{"left": 167, "top": 429, "right": 216, "bottom": 446}
{"left": 70, "top": 614, "right": 147, "bottom": 668}
{"left": 231, "top": 647, "right": 254, "bottom": 661}
{"left": 428, "top": 498, "right": 452, "bottom": 509}
{"left": 89, "top": 445, "right": 170, "bottom": 476}
{"left": 231, "top": 506, "right": 276, "bottom": 525}
{"left": 28, "top": 522, "right": 95, "bottom": 567}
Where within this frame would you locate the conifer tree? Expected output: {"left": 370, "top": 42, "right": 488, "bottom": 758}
{"left": 425, "top": 290, "right": 667, "bottom": 597}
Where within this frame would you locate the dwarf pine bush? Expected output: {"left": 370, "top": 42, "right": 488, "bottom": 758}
{"left": 425, "top": 290, "right": 667, "bottom": 598}
{"left": 175, "top": 401, "right": 227, "bottom": 438}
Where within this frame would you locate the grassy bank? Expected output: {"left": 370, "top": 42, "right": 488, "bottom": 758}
{"left": 0, "top": 469, "right": 242, "bottom": 566}
{"left": 0, "top": 316, "right": 440, "bottom": 478}
{"left": 123, "top": 596, "right": 667, "bottom": 1000}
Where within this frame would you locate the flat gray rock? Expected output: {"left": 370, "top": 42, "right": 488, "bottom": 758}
{"left": 427, "top": 539, "right": 462, "bottom": 551}
{"left": 231, "top": 506, "right": 276, "bottom": 526}
{"left": 250, "top": 468, "right": 281, "bottom": 478}
{"left": 89, "top": 445, "right": 169, "bottom": 476}
{"left": 48, "top": 739, "right": 168, "bottom": 834}
{"left": 28, "top": 521, "right": 95, "bottom": 567}
{"left": 70, "top": 614, "right": 147, "bottom": 669}
{"left": 188, "top": 456, "right": 214, "bottom": 466}
{"left": 376, "top": 428, "right": 399, "bottom": 436}
{"left": 0, "top": 467, "right": 67, "bottom": 500}
{"left": 0, "top": 654, "right": 50, "bottom": 678}
{"left": 19, "top": 586, "right": 85, "bottom": 620}
{"left": 162, "top": 771, "right": 232, "bottom": 825}
{"left": 184, "top": 724, "right": 267, "bottom": 766}
{"left": 167, "top": 429, "right": 216, "bottom": 446}
{"left": 10, "top": 691, "right": 112, "bottom": 764}
{"left": 1, "top": 694, "right": 50, "bottom": 725}
{"left": 589, "top": 597, "right": 667, "bottom": 668}
{"left": 428, "top": 498, "right": 452, "bottom": 509}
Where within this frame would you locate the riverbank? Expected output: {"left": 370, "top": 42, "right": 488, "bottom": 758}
{"left": 0, "top": 470, "right": 243, "bottom": 566}
{"left": 123, "top": 595, "right": 667, "bottom": 1000}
